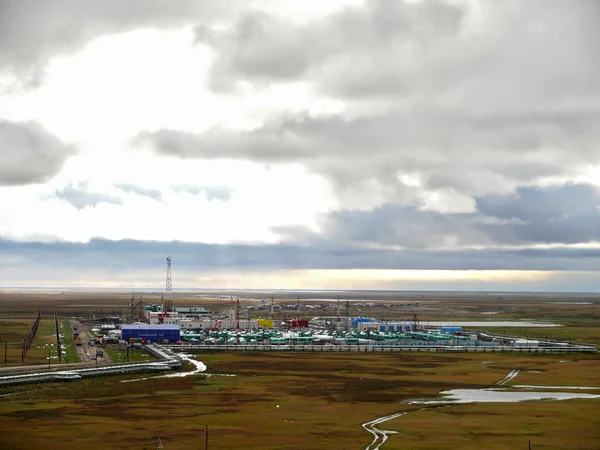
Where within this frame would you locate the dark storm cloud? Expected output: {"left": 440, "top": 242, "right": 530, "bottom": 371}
{"left": 200, "top": 0, "right": 600, "bottom": 101}
{"left": 0, "top": 119, "right": 74, "bottom": 186}
{"left": 0, "top": 0, "right": 246, "bottom": 88}
{"left": 2, "top": 237, "right": 600, "bottom": 272}
{"left": 115, "top": 183, "right": 162, "bottom": 201}
{"left": 136, "top": 108, "right": 600, "bottom": 196}
{"left": 138, "top": 0, "right": 598, "bottom": 199}
{"left": 199, "top": 0, "right": 466, "bottom": 92}
{"left": 55, "top": 182, "right": 122, "bottom": 209}
{"left": 275, "top": 183, "right": 600, "bottom": 248}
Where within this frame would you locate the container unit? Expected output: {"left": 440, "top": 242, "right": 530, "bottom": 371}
{"left": 440, "top": 326, "right": 463, "bottom": 333}
{"left": 356, "top": 321, "right": 413, "bottom": 333}
{"left": 284, "top": 319, "right": 309, "bottom": 328}
{"left": 121, "top": 324, "right": 181, "bottom": 343}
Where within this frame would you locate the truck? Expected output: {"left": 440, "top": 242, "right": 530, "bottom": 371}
{"left": 75, "top": 337, "right": 83, "bottom": 346}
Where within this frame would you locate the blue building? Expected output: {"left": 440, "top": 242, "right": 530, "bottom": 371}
{"left": 121, "top": 324, "right": 180, "bottom": 343}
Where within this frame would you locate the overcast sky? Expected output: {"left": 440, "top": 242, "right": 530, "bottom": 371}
{"left": 1, "top": 0, "right": 600, "bottom": 291}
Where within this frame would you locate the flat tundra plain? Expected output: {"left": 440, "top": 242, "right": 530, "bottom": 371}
{"left": 0, "top": 290, "right": 598, "bottom": 449}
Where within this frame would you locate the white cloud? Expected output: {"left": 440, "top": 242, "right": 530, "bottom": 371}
{"left": 0, "top": 25, "right": 341, "bottom": 245}
{"left": 1, "top": 0, "right": 600, "bottom": 289}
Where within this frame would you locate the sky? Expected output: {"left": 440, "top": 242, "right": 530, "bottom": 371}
{"left": 1, "top": 0, "right": 600, "bottom": 291}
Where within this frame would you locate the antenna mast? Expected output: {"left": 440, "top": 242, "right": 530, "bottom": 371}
{"left": 165, "top": 256, "right": 172, "bottom": 311}
{"left": 345, "top": 299, "right": 350, "bottom": 331}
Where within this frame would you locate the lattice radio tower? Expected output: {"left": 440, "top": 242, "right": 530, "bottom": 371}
{"left": 165, "top": 256, "right": 172, "bottom": 311}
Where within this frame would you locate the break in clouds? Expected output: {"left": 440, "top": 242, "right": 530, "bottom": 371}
{"left": 1, "top": 0, "right": 600, "bottom": 280}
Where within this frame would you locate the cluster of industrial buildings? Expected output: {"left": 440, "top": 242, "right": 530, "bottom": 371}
{"left": 94, "top": 301, "right": 568, "bottom": 352}
{"left": 108, "top": 303, "right": 477, "bottom": 347}
{"left": 81, "top": 300, "right": 592, "bottom": 352}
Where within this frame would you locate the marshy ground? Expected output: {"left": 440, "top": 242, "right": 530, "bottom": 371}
{"left": 0, "top": 291, "right": 598, "bottom": 449}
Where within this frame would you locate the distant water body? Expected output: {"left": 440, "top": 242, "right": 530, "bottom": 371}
{"left": 422, "top": 321, "right": 562, "bottom": 328}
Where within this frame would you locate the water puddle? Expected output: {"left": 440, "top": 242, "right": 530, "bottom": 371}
{"left": 432, "top": 389, "right": 600, "bottom": 403}
{"left": 513, "top": 385, "right": 600, "bottom": 390}
{"left": 363, "top": 370, "right": 600, "bottom": 449}
{"left": 496, "top": 369, "right": 520, "bottom": 385}
{"left": 121, "top": 376, "right": 155, "bottom": 383}
{"left": 162, "top": 354, "right": 206, "bottom": 378}
{"left": 553, "top": 302, "right": 592, "bottom": 305}
{"left": 362, "top": 412, "right": 405, "bottom": 450}
{"left": 121, "top": 354, "right": 206, "bottom": 383}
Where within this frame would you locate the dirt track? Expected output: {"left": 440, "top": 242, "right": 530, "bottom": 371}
{"left": 69, "top": 320, "right": 112, "bottom": 364}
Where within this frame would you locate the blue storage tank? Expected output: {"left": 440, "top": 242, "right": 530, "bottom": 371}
{"left": 440, "top": 326, "right": 463, "bottom": 333}
{"left": 121, "top": 324, "right": 181, "bottom": 342}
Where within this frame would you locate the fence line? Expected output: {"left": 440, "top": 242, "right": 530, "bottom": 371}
{"left": 164, "top": 344, "right": 597, "bottom": 354}
{"left": 54, "top": 311, "right": 62, "bottom": 364}
{"left": 21, "top": 310, "right": 41, "bottom": 364}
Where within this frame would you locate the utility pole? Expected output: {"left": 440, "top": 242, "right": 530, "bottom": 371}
{"left": 205, "top": 425, "right": 209, "bottom": 450}
{"left": 236, "top": 298, "right": 240, "bottom": 330}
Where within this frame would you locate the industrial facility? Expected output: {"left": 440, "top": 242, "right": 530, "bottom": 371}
{"left": 80, "top": 257, "right": 589, "bottom": 354}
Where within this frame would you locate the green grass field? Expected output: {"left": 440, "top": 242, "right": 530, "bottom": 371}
{"left": 0, "top": 317, "right": 61, "bottom": 366}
